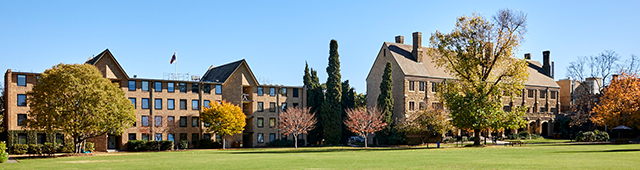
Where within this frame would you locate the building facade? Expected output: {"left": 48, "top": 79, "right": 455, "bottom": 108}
{"left": 3, "top": 49, "right": 306, "bottom": 151}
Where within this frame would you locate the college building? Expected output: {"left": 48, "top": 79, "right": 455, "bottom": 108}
{"left": 3, "top": 49, "right": 306, "bottom": 151}
{"left": 366, "top": 32, "right": 562, "bottom": 143}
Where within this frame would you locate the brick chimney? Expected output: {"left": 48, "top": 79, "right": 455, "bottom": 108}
{"left": 524, "top": 53, "right": 531, "bottom": 60}
{"left": 412, "top": 32, "right": 424, "bottom": 63}
{"left": 395, "top": 35, "right": 404, "bottom": 44}
{"left": 543, "top": 51, "right": 551, "bottom": 77}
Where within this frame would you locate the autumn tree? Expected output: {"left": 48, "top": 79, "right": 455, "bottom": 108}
{"left": 278, "top": 107, "right": 317, "bottom": 149}
{"left": 201, "top": 100, "right": 246, "bottom": 149}
{"left": 321, "top": 39, "right": 343, "bottom": 145}
{"left": 25, "top": 64, "right": 136, "bottom": 153}
{"left": 344, "top": 107, "right": 386, "bottom": 148}
{"left": 401, "top": 107, "right": 452, "bottom": 147}
{"left": 591, "top": 72, "right": 640, "bottom": 130}
{"left": 429, "top": 9, "right": 530, "bottom": 146}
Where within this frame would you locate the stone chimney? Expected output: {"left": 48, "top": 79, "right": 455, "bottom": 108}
{"left": 395, "top": 35, "right": 404, "bottom": 44}
{"left": 543, "top": 51, "right": 551, "bottom": 77}
{"left": 551, "top": 61, "right": 555, "bottom": 78}
{"left": 412, "top": 32, "right": 423, "bottom": 63}
{"left": 524, "top": 53, "right": 531, "bottom": 60}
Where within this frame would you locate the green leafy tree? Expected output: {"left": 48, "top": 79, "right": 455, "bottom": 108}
{"left": 355, "top": 93, "right": 367, "bottom": 108}
{"left": 401, "top": 107, "right": 452, "bottom": 147}
{"left": 377, "top": 62, "right": 394, "bottom": 124}
{"left": 341, "top": 80, "right": 356, "bottom": 144}
{"left": 429, "top": 9, "right": 529, "bottom": 146}
{"left": 304, "top": 62, "right": 324, "bottom": 145}
{"left": 321, "top": 39, "right": 343, "bottom": 145}
{"left": 25, "top": 64, "right": 136, "bottom": 153}
{"left": 201, "top": 100, "right": 246, "bottom": 149}
{"left": 0, "top": 84, "right": 5, "bottom": 133}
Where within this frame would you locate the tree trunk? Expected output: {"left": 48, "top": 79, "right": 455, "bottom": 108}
{"left": 474, "top": 129, "right": 481, "bottom": 146}
{"left": 294, "top": 134, "right": 298, "bottom": 149}
{"left": 364, "top": 134, "right": 368, "bottom": 148}
{"left": 74, "top": 135, "right": 82, "bottom": 153}
{"left": 222, "top": 134, "right": 226, "bottom": 149}
{"left": 426, "top": 133, "right": 430, "bottom": 148}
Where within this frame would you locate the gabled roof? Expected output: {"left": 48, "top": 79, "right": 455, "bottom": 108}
{"left": 201, "top": 59, "right": 259, "bottom": 85}
{"left": 85, "top": 49, "right": 130, "bottom": 79}
{"left": 384, "top": 42, "right": 560, "bottom": 88}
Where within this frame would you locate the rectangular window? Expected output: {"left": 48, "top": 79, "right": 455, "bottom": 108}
{"left": 18, "top": 134, "right": 27, "bottom": 144}
{"left": 192, "top": 100, "right": 199, "bottom": 110}
{"left": 503, "top": 106, "right": 511, "bottom": 112}
{"left": 215, "top": 84, "right": 222, "bottom": 94}
{"left": 257, "top": 118, "right": 264, "bottom": 128}
{"left": 17, "top": 74, "right": 26, "bottom": 86}
{"left": 180, "top": 99, "right": 187, "bottom": 110}
{"left": 18, "top": 114, "right": 27, "bottom": 126}
{"left": 128, "top": 133, "right": 136, "bottom": 140}
{"left": 282, "top": 102, "right": 287, "bottom": 112}
{"left": 431, "top": 82, "right": 438, "bottom": 92}
{"left": 155, "top": 133, "right": 162, "bottom": 141}
{"left": 409, "top": 101, "right": 415, "bottom": 111}
{"left": 419, "top": 102, "right": 425, "bottom": 110}
{"left": 540, "top": 107, "right": 547, "bottom": 112}
{"left": 180, "top": 83, "right": 187, "bottom": 93}
{"left": 550, "top": 91, "right": 557, "bottom": 99}
{"left": 257, "top": 87, "right": 264, "bottom": 96}
{"left": 155, "top": 82, "right": 162, "bottom": 92}
{"left": 35, "top": 134, "right": 46, "bottom": 144}
{"left": 215, "top": 135, "right": 222, "bottom": 142}
{"left": 129, "top": 98, "right": 136, "bottom": 109}
{"left": 155, "top": 116, "right": 162, "bottom": 127}
{"left": 192, "top": 83, "right": 199, "bottom": 93}
{"left": 142, "top": 134, "right": 149, "bottom": 141}
{"left": 179, "top": 133, "right": 187, "bottom": 142}
{"left": 204, "top": 100, "right": 210, "bottom": 108}
{"left": 142, "top": 116, "right": 149, "bottom": 126}
{"left": 539, "top": 90, "right": 546, "bottom": 98}
{"left": 270, "top": 133, "right": 276, "bottom": 142}
{"left": 257, "top": 133, "right": 264, "bottom": 143}
{"left": 409, "top": 81, "right": 415, "bottom": 91}
{"left": 269, "top": 87, "right": 276, "bottom": 96}
{"left": 293, "top": 103, "right": 299, "bottom": 108}
{"left": 167, "top": 82, "right": 175, "bottom": 92}
{"left": 142, "top": 81, "right": 149, "bottom": 91}
{"left": 257, "top": 102, "right": 264, "bottom": 112}
{"left": 142, "top": 98, "right": 149, "bottom": 109}
{"left": 269, "top": 118, "right": 276, "bottom": 128}
{"left": 293, "top": 88, "right": 299, "bottom": 97}
{"left": 129, "top": 80, "right": 136, "bottom": 91}
{"left": 167, "top": 99, "right": 175, "bottom": 110}
{"left": 432, "top": 102, "right": 444, "bottom": 110}
{"left": 180, "top": 116, "right": 187, "bottom": 127}
{"left": 419, "top": 82, "right": 425, "bottom": 91}
{"left": 192, "top": 117, "right": 199, "bottom": 127}
{"left": 269, "top": 102, "right": 276, "bottom": 112}
{"left": 155, "top": 98, "right": 162, "bottom": 109}
{"left": 167, "top": 134, "right": 174, "bottom": 142}
{"left": 192, "top": 133, "right": 200, "bottom": 142}
{"left": 203, "top": 133, "right": 211, "bottom": 140}
{"left": 168, "top": 116, "right": 175, "bottom": 126}
{"left": 203, "top": 84, "right": 211, "bottom": 94}
{"left": 17, "top": 94, "right": 26, "bottom": 106}
{"left": 56, "top": 134, "right": 64, "bottom": 144}
{"left": 281, "top": 88, "right": 287, "bottom": 96}
{"left": 528, "top": 89, "right": 534, "bottom": 98}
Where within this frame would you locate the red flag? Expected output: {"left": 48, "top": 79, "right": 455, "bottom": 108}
{"left": 170, "top": 52, "right": 176, "bottom": 64}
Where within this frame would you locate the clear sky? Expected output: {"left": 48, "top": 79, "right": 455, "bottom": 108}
{"left": 1, "top": 1, "right": 638, "bottom": 93}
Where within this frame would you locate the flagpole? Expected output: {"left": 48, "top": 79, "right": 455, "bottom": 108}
{"left": 174, "top": 50, "right": 177, "bottom": 80}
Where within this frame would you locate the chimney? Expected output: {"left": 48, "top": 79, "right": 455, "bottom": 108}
{"left": 395, "top": 35, "right": 404, "bottom": 44}
{"left": 412, "top": 32, "right": 424, "bottom": 63}
{"left": 543, "top": 51, "right": 551, "bottom": 77}
{"left": 524, "top": 53, "right": 531, "bottom": 60}
{"left": 551, "top": 61, "right": 555, "bottom": 78}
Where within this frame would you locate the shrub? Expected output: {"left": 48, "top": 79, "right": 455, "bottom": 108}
{"left": 517, "top": 131, "right": 531, "bottom": 139}
{"left": 179, "top": 140, "right": 189, "bottom": 149}
{"left": 43, "top": 143, "right": 57, "bottom": 156}
{"left": 159, "top": 141, "right": 174, "bottom": 151}
{"left": 12, "top": 144, "right": 28, "bottom": 155}
{"left": 127, "top": 140, "right": 147, "bottom": 151}
{"left": 85, "top": 142, "right": 95, "bottom": 152}
{"left": 145, "top": 141, "right": 159, "bottom": 151}
{"left": 594, "top": 130, "right": 610, "bottom": 142}
{"left": 60, "top": 143, "right": 75, "bottom": 153}
{"left": 0, "top": 142, "right": 8, "bottom": 163}
{"left": 576, "top": 131, "right": 609, "bottom": 142}
{"left": 27, "top": 144, "right": 43, "bottom": 156}
{"left": 196, "top": 139, "right": 222, "bottom": 149}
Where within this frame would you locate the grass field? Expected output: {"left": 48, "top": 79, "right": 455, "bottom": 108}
{"left": 3, "top": 142, "right": 640, "bottom": 169}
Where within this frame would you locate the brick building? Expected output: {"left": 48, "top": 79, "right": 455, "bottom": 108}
{"left": 3, "top": 49, "right": 306, "bottom": 151}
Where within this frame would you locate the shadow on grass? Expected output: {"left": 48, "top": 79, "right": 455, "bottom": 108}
{"left": 227, "top": 146, "right": 441, "bottom": 154}
{"left": 557, "top": 149, "right": 640, "bottom": 153}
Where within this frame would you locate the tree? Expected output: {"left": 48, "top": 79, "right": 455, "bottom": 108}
{"left": 344, "top": 107, "right": 386, "bottom": 148}
{"left": 304, "top": 62, "right": 324, "bottom": 145}
{"left": 278, "top": 107, "right": 317, "bottom": 149}
{"left": 401, "top": 107, "right": 452, "bottom": 147}
{"left": 377, "top": 62, "right": 394, "bottom": 125}
{"left": 320, "top": 39, "right": 342, "bottom": 145}
{"left": 0, "top": 84, "right": 5, "bottom": 133}
{"left": 428, "top": 9, "right": 529, "bottom": 146}
{"left": 591, "top": 72, "right": 640, "bottom": 130}
{"left": 201, "top": 100, "right": 246, "bottom": 149}
{"left": 355, "top": 93, "right": 367, "bottom": 108}
{"left": 25, "top": 64, "right": 136, "bottom": 153}
{"left": 341, "top": 80, "right": 356, "bottom": 144}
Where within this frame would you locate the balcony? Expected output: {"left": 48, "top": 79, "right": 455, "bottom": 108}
{"left": 242, "top": 93, "right": 253, "bottom": 103}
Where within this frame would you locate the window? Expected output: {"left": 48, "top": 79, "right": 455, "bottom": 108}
{"left": 180, "top": 99, "right": 187, "bottom": 110}
{"left": 539, "top": 90, "right": 547, "bottom": 98}
{"left": 155, "top": 116, "right": 162, "bottom": 127}
{"left": 129, "top": 133, "right": 136, "bottom": 140}
{"left": 18, "top": 114, "right": 27, "bottom": 126}
{"left": 204, "top": 100, "right": 210, "bottom": 108}
{"left": 155, "top": 82, "right": 162, "bottom": 92}
{"left": 281, "top": 88, "right": 287, "bottom": 96}
{"left": 257, "top": 133, "right": 264, "bottom": 143}
{"left": 142, "top": 98, "right": 149, "bottom": 109}
{"left": 142, "top": 116, "right": 149, "bottom": 126}
{"left": 192, "top": 134, "right": 199, "bottom": 142}
{"left": 257, "top": 102, "right": 264, "bottom": 112}
{"left": 550, "top": 91, "right": 557, "bottom": 99}
{"left": 431, "top": 82, "right": 438, "bottom": 92}
{"left": 203, "top": 133, "right": 211, "bottom": 140}
{"left": 257, "top": 87, "right": 264, "bottom": 96}
{"left": 155, "top": 133, "right": 162, "bottom": 141}
{"left": 17, "top": 74, "right": 26, "bottom": 86}
{"left": 293, "top": 88, "right": 299, "bottom": 97}
{"left": 269, "top": 118, "right": 276, "bottom": 128}
{"left": 155, "top": 99, "right": 162, "bottom": 109}
{"left": 409, "top": 101, "right": 415, "bottom": 111}
{"left": 192, "top": 117, "right": 199, "bottom": 127}
{"left": 192, "top": 83, "right": 199, "bottom": 93}
{"left": 167, "top": 82, "right": 175, "bottom": 92}
{"left": 180, "top": 116, "right": 187, "bottom": 127}
{"left": 551, "top": 107, "right": 558, "bottom": 113}
{"left": 282, "top": 102, "right": 287, "bottom": 112}
{"left": 167, "top": 116, "right": 175, "bottom": 126}
{"left": 432, "top": 102, "right": 444, "bottom": 110}
{"left": 17, "top": 94, "right": 26, "bottom": 106}
{"left": 168, "top": 134, "right": 174, "bottom": 142}
{"left": 37, "top": 133, "right": 46, "bottom": 144}
{"left": 257, "top": 118, "right": 264, "bottom": 128}
{"left": 56, "top": 134, "right": 64, "bottom": 144}
{"left": 129, "top": 80, "right": 136, "bottom": 91}
{"left": 18, "top": 134, "right": 27, "bottom": 144}
{"left": 179, "top": 133, "right": 187, "bottom": 142}
{"left": 419, "top": 82, "right": 425, "bottom": 91}
{"left": 419, "top": 102, "right": 425, "bottom": 110}
{"left": 269, "top": 102, "right": 276, "bottom": 112}
{"left": 269, "top": 87, "right": 276, "bottom": 96}
{"left": 215, "top": 134, "right": 222, "bottom": 142}
{"left": 503, "top": 106, "right": 511, "bottom": 112}
{"left": 192, "top": 100, "right": 199, "bottom": 110}
{"left": 409, "top": 81, "right": 415, "bottom": 91}
{"left": 215, "top": 84, "right": 222, "bottom": 94}
{"left": 269, "top": 133, "right": 276, "bottom": 142}
{"left": 203, "top": 84, "right": 211, "bottom": 94}
{"left": 540, "top": 107, "right": 547, "bottom": 112}
{"left": 129, "top": 98, "right": 136, "bottom": 109}
{"left": 293, "top": 103, "right": 299, "bottom": 108}
{"left": 142, "top": 134, "right": 149, "bottom": 141}
{"left": 168, "top": 99, "right": 175, "bottom": 110}
{"left": 528, "top": 89, "right": 534, "bottom": 98}
{"left": 141, "top": 81, "right": 149, "bottom": 91}
{"left": 179, "top": 83, "right": 187, "bottom": 93}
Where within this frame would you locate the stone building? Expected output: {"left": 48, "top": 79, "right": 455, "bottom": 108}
{"left": 3, "top": 49, "right": 306, "bottom": 151}
{"left": 366, "top": 32, "right": 561, "bottom": 143}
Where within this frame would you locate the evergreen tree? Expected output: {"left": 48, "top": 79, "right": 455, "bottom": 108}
{"left": 304, "top": 63, "right": 324, "bottom": 145}
{"left": 321, "top": 39, "right": 342, "bottom": 145}
{"left": 341, "top": 80, "right": 356, "bottom": 144}
{"left": 377, "top": 62, "right": 394, "bottom": 124}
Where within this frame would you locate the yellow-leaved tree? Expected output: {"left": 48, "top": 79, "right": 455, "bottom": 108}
{"left": 591, "top": 72, "right": 640, "bottom": 129}
{"left": 200, "top": 100, "right": 246, "bottom": 149}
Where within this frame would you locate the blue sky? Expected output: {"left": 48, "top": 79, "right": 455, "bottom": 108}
{"left": 1, "top": 1, "right": 638, "bottom": 93}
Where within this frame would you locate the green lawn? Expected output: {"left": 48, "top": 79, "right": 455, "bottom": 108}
{"left": 504, "top": 138, "right": 572, "bottom": 144}
{"left": 4, "top": 143, "right": 640, "bottom": 169}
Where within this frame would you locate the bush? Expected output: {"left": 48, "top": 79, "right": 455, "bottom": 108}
{"left": 0, "top": 142, "right": 8, "bottom": 163}
{"left": 576, "top": 131, "right": 609, "bottom": 142}
{"left": 43, "top": 143, "right": 57, "bottom": 156}
{"left": 127, "top": 140, "right": 147, "bottom": 151}
{"left": 126, "top": 140, "right": 175, "bottom": 152}
{"left": 59, "top": 143, "right": 75, "bottom": 153}
{"left": 12, "top": 144, "right": 28, "bottom": 155}
{"left": 196, "top": 139, "right": 221, "bottom": 149}
{"left": 594, "top": 130, "right": 610, "bottom": 142}
{"left": 160, "top": 141, "right": 174, "bottom": 151}
{"left": 85, "top": 142, "right": 95, "bottom": 152}
{"left": 145, "top": 141, "right": 159, "bottom": 151}
{"left": 179, "top": 140, "right": 189, "bottom": 149}
{"left": 27, "top": 144, "right": 43, "bottom": 156}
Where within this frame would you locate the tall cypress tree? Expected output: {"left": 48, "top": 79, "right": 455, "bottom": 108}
{"left": 377, "top": 62, "right": 394, "bottom": 124}
{"left": 341, "top": 80, "right": 356, "bottom": 144}
{"left": 304, "top": 63, "right": 324, "bottom": 145}
{"left": 321, "top": 39, "right": 342, "bottom": 145}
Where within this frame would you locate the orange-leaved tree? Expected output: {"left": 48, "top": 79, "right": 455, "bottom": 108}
{"left": 344, "top": 107, "right": 387, "bottom": 148}
{"left": 201, "top": 100, "right": 246, "bottom": 149}
{"left": 278, "top": 107, "right": 317, "bottom": 149}
{"left": 591, "top": 72, "right": 640, "bottom": 129}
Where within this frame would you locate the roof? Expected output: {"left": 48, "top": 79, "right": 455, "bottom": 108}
{"left": 85, "top": 49, "right": 108, "bottom": 65}
{"left": 385, "top": 42, "right": 560, "bottom": 88}
{"left": 84, "top": 49, "right": 130, "bottom": 79}
{"left": 201, "top": 59, "right": 253, "bottom": 84}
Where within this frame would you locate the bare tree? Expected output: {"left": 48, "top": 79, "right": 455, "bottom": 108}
{"left": 278, "top": 107, "right": 317, "bottom": 149}
{"left": 344, "top": 107, "right": 387, "bottom": 148}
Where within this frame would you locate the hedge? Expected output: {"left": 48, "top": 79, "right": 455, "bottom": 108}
{"left": 126, "top": 140, "right": 174, "bottom": 151}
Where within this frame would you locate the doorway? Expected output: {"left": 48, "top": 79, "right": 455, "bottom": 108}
{"left": 108, "top": 135, "right": 117, "bottom": 149}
